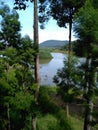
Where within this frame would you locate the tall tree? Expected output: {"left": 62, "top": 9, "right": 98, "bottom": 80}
{"left": 53, "top": 57, "right": 83, "bottom": 117}
{"left": 74, "top": 0, "right": 98, "bottom": 129}
{"left": 0, "top": 3, "right": 21, "bottom": 129}
{"left": 38, "top": 0, "right": 85, "bottom": 118}
{"left": 14, "top": 1, "right": 40, "bottom": 130}
{"left": 32, "top": 1, "right": 40, "bottom": 130}
{"left": 39, "top": 0, "right": 85, "bottom": 55}
{"left": 0, "top": 2, "right": 21, "bottom": 48}
{"left": 0, "top": 3, "right": 36, "bottom": 129}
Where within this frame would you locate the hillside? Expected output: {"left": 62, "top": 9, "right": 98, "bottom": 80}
{"left": 39, "top": 40, "right": 68, "bottom": 48}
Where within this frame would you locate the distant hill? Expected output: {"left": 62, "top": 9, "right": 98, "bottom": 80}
{"left": 39, "top": 40, "right": 68, "bottom": 48}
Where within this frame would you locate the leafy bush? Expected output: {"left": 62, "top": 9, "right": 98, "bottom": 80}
{"left": 37, "top": 113, "right": 73, "bottom": 130}
{"left": 37, "top": 114, "right": 60, "bottom": 130}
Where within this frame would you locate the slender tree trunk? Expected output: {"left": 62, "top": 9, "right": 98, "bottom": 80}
{"left": 6, "top": 64, "right": 11, "bottom": 130}
{"left": 84, "top": 103, "right": 88, "bottom": 130}
{"left": 87, "top": 66, "right": 95, "bottom": 130}
{"left": 34, "top": 0, "right": 40, "bottom": 98}
{"left": 84, "top": 100, "right": 93, "bottom": 130}
{"left": 84, "top": 57, "right": 89, "bottom": 130}
{"left": 83, "top": 58, "right": 95, "bottom": 130}
{"left": 32, "top": 0, "right": 40, "bottom": 130}
{"left": 66, "top": 9, "right": 72, "bottom": 118}
{"left": 88, "top": 100, "right": 93, "bottom": 130}
{"left": 7, "top": 104, "right": 10, "bottom": 130}
{"left": 21, "top": 111, "right": 26, "bottom": 130}
{"left": 32, "top": 115, "right": 37, "bottom": 130}
{"left": 68, "top": 10, "right": 72, "bottom": 56}
{"left": 66, "top": 103, "right": 69, "bottom": 118}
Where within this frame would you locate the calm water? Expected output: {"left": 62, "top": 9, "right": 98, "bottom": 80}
{"left": 39, "top": 52, "right": 67, "bottom": 86}
{"left": 39, "top": 52, "right": 86, "bottom": 86}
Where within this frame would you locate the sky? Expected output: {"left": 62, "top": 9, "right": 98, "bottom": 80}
{"left": 2, "top": 0, "right": 76, "bottom": 43}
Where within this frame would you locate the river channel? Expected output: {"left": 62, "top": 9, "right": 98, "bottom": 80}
{"left": 39, "top": 52, "right": 86, "bottom": 86}
{"left": 39, "top": 52, "right": 67, "bottom": 86}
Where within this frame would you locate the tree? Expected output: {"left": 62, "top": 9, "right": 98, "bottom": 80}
{"left": 15, "top": 35, "right": 35, "bottom": 88}
{"left": 74, "top": 0, "right": 98, "bottom": 129}
{"left": 38, "top": 1, "right": 86, "bottom": 118}
{"left": 53, "top": 56, "right": 83, "bottom": 117}
{"left": 0, "top": 3, "right": 21, "bottom": 48}
{"left": 39, "top": 0, "right": 85, "bottom": 55}
{"left": 0, "top": 3, "right": 36, "bottom": 129}
{"left": 14, "top": 1, "right": 40, "bottom": 130}
{"left": 0, "top": 3, "right": 21, "bottom": 129}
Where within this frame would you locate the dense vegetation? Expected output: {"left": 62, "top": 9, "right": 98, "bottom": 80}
{"left": 0, "top": 0, "right": 98, "bottom": 130}
{"left": 39, "top": 48, "right": 53, "bottom": 59}
{"left": 0, "top": 3, "right": 35, "bottom": 130}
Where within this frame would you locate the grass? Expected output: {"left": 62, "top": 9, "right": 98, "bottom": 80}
{"left": 53, "top": 48, "right": 68, "bottom": 54}
{"left": 39, "top": 48, "right": 53, "bottom": 59}
{"left": 69, "top": 116, "right": 84, "bottom": 130}
{"left": 38, "top": 87, "right": 98, "bottom": 130}
{"left": 39, "top": 58, "right": 51, "bottom": 64}
{"left": 37, "top": 113, "right": 84, "bottom": 130}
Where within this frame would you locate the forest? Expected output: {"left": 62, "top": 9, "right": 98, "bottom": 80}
{"left": 0, "top": 0, "right": 98, "bottom": 130}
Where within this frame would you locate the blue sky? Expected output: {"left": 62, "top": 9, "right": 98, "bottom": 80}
{"left": 3, "top": 0, "right": 76, "bottom": 43}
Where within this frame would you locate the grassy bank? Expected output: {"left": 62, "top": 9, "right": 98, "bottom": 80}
{"left": 39, "top": 48, "right": 53, "bottom": 59}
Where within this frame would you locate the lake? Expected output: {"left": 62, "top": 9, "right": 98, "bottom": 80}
{"left": 39, "top": 52, "right": 67, "bottom": 86}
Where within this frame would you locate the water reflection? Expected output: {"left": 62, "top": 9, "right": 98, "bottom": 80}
{"left": 39, "top": 52, "right": 86, "bottom": 86}
{"left": 39, "top": 58, "right": 52, "bottom": 64}
{"left": 40, "top": 53, "right": 67, "bottom": 86}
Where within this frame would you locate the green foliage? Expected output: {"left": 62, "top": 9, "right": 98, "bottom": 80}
{"left": 38, "top": 86, "right": 59, "bottom": 114}
{"left": 38, "top": 0, "right": 84, "bottom": 28}
{"left": 39, "top": 48, "right": 53, "bottom": 59}
{"left": 38, "top": 0, "right": 85, "bottom": 56}
{"left": 0, "top": 79, "right": 11, "bottom": 103}
{"left": 74, "top": 1, "right": 98, "bottom": 129}
{"left": 74, "top": 0, "right": 98, "bottom": 57}
{"left": 69, "top": 116, "right": 83, "bottom": 130}
{"left": 53, "top": 56, "right": 83, "bottom": 102}
{"left": 72, "top": 40, "right": 85, "bottom": 57}
{"left": 0, "top": 3, "right": 21, "bottom": 48}
{"left": 91, "top": 0, "right": 98, "bottom": 9}
{"left": 37, "top": 110, "right": 74, "bottom": 130}
{"left": 0, "top": 3, "right": 36, "bottom": 129}
{"left": 38, "top": 87, "right": 75, "bottom": 130}
{"left": 37, "top": 114, "right": 60, "bottom": 130}
{"left": 11, "top": 91, "right": 34, "bottom": 111}
{"left": 18, "top": 35, "right": 35, "bottom": 63}
{"left": 56, "top": 110, "right": 74, "bottom": 130}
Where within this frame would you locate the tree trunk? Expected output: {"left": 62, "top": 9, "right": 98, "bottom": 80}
{"left": 32, "top": 115, "right": 37, "bottom": 130}
{"left": 84, "top": 100, "right": 93, "bottom": 130}
{"left": 66, "top": 9, "right": 73, "bottom": 118}
{"left": 32, "top": 0, "right": 40, "bottom": 130}
{"left": 68, "top": 9, "right": 72, "bottom": 56}
{"left": 66, "top": 103, "right": 69, "bottom": 118}
{"left": 84, "top": 103, "right": 88, "bottom": 130}
{"left": 83, "top": 58, "right": 94, "bottom": 130}
{"left": 33, "top": 0, "right": 40, "bottom": 98}
{"left": 7, "top": 104, "right": 10, "bottom": 130}
{"left": 88, "top": 100, "right": 93, "bottom": 130}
